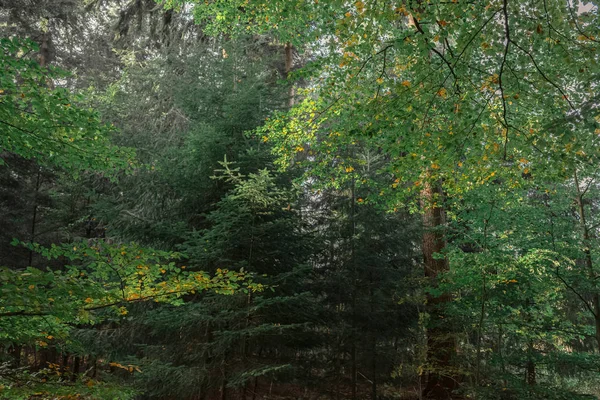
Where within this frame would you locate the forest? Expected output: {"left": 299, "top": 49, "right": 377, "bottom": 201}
{"left": 0, "top": 0, "right": 599, "bottom": 399}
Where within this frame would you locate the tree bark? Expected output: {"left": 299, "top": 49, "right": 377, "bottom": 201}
{"left": 370, "top": 273, "right": 377, "bottom": 400}
{"left": 526, "top": 341, "right": 536, "bottom": 386}
{"left": 28, "top": 167, "right": 42, "bottom": 266}
{"left": 421, "top": 180, "right": 457, "bottom": 399}
{"left": 71, "top": 356, "right": 80, "bottom": 382}
{"left": 574, "top": 170, "right": 600, "bottom": 350}
{"left": 350, "top": 177, "right": 357, "bottom": 400}
{"left": 284, "top": 42, "right": 295, "bottom": 107}
{"left": 10, "top": 345, "right": 22, "bottom": 368}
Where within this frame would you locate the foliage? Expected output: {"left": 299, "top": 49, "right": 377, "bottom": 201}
{"left": 0, "top": 38, "right": 135, "bottom": 177}
{"left": 0, "top": 240, "right": 260, "bottom": 360}
{"left": 2, "top": 0, "right": 600, "bottom": 399}
{"left": 164, "top": 0, "right": 599, "bottom": 201}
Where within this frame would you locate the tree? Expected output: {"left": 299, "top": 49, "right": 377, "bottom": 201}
{"left": 0, "top": 38, "right": 134, "bottom": 174}
{"left": 161, "top": 0, "right": 599, "bottom": 397}
{"left": 0, "top": 35, "right": 256, "bottom": 399}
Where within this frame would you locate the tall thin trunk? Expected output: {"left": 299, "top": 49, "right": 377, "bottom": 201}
{"left": 221, "top": 375, "right": 227, "bottom": 400}
{"left": 28, "top": 167, "right": 42, "bottom": 266}
{"left": 350, "top": 176, "right": 357, "bottom": 400}
{"left": 39, "top": 30, "right": 50, "bottom": 68}
{"left": 526, "top": 341, "right": 536, "bottom": 386}
{"left": 251, "top": 376, "right": 259, "bottom": 400}
{"left": 242, "top": 292, "right": 252, "bottom": 400}
{"left": 475, "top": 203, "right": 493, "bottom": 384}
{"left": 421, "top": 179, "right": 457, "bottom": 399}
{"left": 574, "top": 170, "right": 600, "bottom": 349}
{"left": 351, "top": 323, "right": 357, "bottom": 400}
{"left": 284, "top": 43, "right": 295, "bottom": 107}
{"left": 474, "top": 272, "right": 486, "bottom": 385}
{"left": 71, "top": 356, "right": 80, "bottom": 382}
{"left": 27, "top": 23, "right": 51, "bottom": 268}
{"left": 10, "top": 345, "right": 21, "bottom": 368}
{"left": 60, "top": 353, "right": 68, "bottom": 376}
{"left": 370, "top": 272, "right": 377, "bottom": 400}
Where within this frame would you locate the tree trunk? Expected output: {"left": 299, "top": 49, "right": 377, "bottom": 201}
{"left": 284, "top": 42, "right": 295, "bottom": 107}
{"left": 526, "top": 341, "right": 536, "bottom": 386}
{"left": 421, "top": 180, "right": 457, "bottom": 399}
{"left": 251, "top": 376, "right": 259, "bottom": 400}
{"left": 350, "top": 177, "right": 357, "bottom": 400}
{"left": 220, "top": 371, "right": 228, "bottom": 400}
{"left": 369, "top": 271, "right": 377, "bottom": 400}
{"left": 371, "top": 332, "right": 377, "bottom": 400}
{"left": 71, "top": 356, "right": 81, "bottom": 382}
{"left": 28, "top": 167, "right": 42, "bottom": 266}
{"left": 10, "top": 345, "right": 22, "bottom": 368}
{"left": 574, "top": 170, "right": 600, "bottom": 350}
